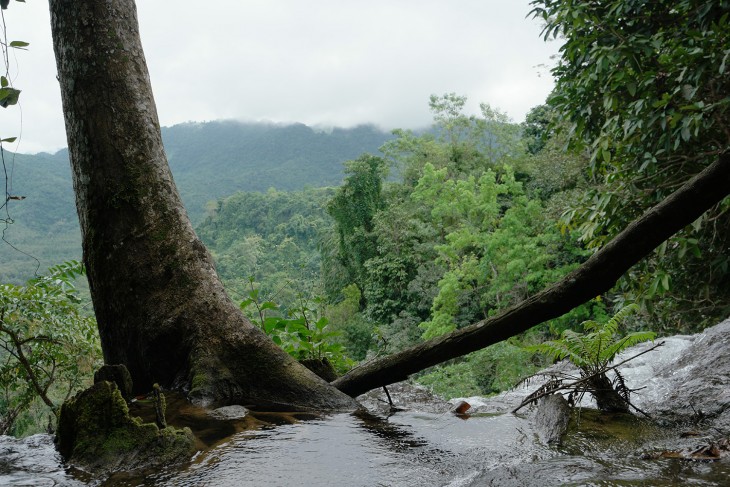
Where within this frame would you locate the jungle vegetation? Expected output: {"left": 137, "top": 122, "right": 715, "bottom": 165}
{"left": 0, "top": 0, "right": 728, "bottom": 433}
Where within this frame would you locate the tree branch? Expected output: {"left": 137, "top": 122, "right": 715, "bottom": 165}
{"left": 0, "top": 324, "right": 56, "bottom": 410}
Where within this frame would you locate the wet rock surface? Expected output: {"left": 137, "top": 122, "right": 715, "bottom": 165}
{"left": 0, "top": 434, "right": 85, "bottom": 486}
{"left": 356, "top": 381, "right": 452, "bottom": 414}
{"left": 532, "top": 394, "right": 571, "bottom": 445}
{"left": 635, "top": 318, "right": 730, "bottom": 431}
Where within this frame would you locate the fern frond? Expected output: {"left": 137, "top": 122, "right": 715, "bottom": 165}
{"left": 581, "top": 319, "right": 600, "bottom": 332}
{"left": 604, "top": 304, "right": 639, "bottom": 335}
{"left": 529, "top": 338, "right": 583, "bottom": 366}
{"left": 601, "top": 330, "right": 656, "bottom": 363}
{"left": 612, "top": 370, "right": 631, "bottom": 404}
{"left": 532, "top": 304, "right": 651, "bottom": 372}
{"left": 559, "top": 330, "right": 592, "bottom": 367}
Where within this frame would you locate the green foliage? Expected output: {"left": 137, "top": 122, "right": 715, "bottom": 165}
{"left": 0, "top": 261, "right": 101, "bottom": 436}
{"left": 416, "top": 163, "right": 595, "bottom": 340}
{"left": 415, "top": 359, "right": 482, "bottom": 399}
{"left": 417, "top": 341, "right": 546, "bottom": 399}
{"left": 320, "top": 93, "right": 606, "bottom": 371}
{"left": 533, "top": 0, "right": 729, "bottom": 172}
{"left": 532, "top": 0, "right": 730, "bottom": 330}
{"left": 381, "top": 95, "right": 524, "bottom": 186}
{"left": 327, "top": 154, "right": 387, "bottom": 300}
{"left": 325, "top": 284, "right": 372, "bottom": 361}
{"left": 521, "top": 104, "right": 553, "bottom": 155}
{"left": 239, "top": 278, "right": 354, "bottom": 372}
{"left": 197, "top": 187, "right": 335, "bottom": 310}
{"left": 531, "top": 305, "right": 654, "bottom": 376}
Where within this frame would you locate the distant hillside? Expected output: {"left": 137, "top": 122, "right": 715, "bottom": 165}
{"left": 0, "top": 121, "right": 393, "bottom": 282}
{"left": 0, "top": 150, "right": 78, "bottom": 283}
{"left": 164, "top": 121, "right": 393, "bottom": 222}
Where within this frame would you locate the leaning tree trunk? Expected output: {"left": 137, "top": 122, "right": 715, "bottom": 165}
{"left": 49, "top": 0, "right": 356, "bottom": 411}
{"left": 333, "top": 153, "right": 730, "bottom": 397}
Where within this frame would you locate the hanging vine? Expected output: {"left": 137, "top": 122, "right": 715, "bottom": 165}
{"left": 0, "top": 0, "right": 40, "bottom": 273}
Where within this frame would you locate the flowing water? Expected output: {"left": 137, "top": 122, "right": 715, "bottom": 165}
{"left": 2, "top": 319, "right": 729, "bottom": 486}
{"left": 3, "top": 408, "right": 728, "bottom": 487}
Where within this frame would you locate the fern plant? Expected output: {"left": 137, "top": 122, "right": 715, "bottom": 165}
{"left": 535, "top": 304, "right": 655, "bottom": 376}
{"left": 528, "top": 304, "right": 656, "bottom": 413}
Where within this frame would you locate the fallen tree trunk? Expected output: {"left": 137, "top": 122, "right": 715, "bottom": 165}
{"left": 333, "top": 152, "right": 730, "bottom": 397}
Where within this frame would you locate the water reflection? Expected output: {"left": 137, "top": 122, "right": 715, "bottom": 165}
{"left": 2, "top": 400, "right": 729, "bottom": 486}
{"left": 98, "top": 407, "right": 552, "bottom": 487}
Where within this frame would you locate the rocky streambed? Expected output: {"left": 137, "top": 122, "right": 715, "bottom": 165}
{"left": 1, "top": 318, "right": 729, "bottom": 486}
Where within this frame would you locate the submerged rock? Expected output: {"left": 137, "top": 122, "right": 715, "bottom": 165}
{"left": 208, "top": 405, "right": 249, "bottom": 420}
{"left": 56, "top": 381, "right": 195, "bottom": 475}
{"left": 451, "top": 400, "right": 472, "bottom": 415}
{"left": 532, "top": 394, "right": 571, "bottom": 445}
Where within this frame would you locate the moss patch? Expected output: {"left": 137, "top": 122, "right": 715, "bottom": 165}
{"left": 56, "top": 381, "right": 195, "bottom": 474}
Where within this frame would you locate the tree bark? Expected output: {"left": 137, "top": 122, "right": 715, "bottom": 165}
{"left": 333, "top": 153, "right": 730, "bottom": 397}
{"left": 49, "top": 0, "right": 356, "bottom": 411}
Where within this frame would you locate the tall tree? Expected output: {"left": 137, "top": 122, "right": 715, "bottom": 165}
{"left": 327, "top": 154, "right": 387, "bottom": 306}
{"left": 48, "top": 0, "right": 355, "bottom": 410}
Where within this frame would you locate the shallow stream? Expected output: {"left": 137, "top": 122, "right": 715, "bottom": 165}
{"left": 2, "top": 319, "right": 729, "bottom": 486}
{"left": 2, "top": 406, "right": 729, "bottom": 486}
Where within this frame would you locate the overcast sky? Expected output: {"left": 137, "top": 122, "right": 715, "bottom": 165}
{"left": 0, "top": 1, "right": 559, "bottom": 154}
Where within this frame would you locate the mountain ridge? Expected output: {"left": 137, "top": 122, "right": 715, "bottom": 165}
{"left": 0, "top": 120, "right": 394, "bottom": 282}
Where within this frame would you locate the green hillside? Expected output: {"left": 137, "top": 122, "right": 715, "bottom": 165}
{"left": 0, "top": 150, "right": 77, "bottom": 283}
{"left": 0, "top": 121, "right": 393, "bottom": 283}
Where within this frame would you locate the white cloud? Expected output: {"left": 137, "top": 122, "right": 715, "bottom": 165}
{"left": 0, "top": 1, "right": 559, "bottom": 153}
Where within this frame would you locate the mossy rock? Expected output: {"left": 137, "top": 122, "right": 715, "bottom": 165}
{"left": 56, "top": 381, "right": 195, "bottom": 474}
{"left": 94, "top": 364, "right": 134, "bottom": 401}
{"left": 560, "top": 408, "right": 659, "bottom": 456}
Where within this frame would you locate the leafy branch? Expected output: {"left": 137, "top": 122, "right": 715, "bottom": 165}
{"left": 239, "top": 278, "right": 353, "bottom": 371}
{"left": 0, "top": 261, "right": 101, "bottom": 435}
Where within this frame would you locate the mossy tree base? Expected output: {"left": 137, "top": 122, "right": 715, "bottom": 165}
{"left": 56, "top": 381, "right": 195, "bottom": 474}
